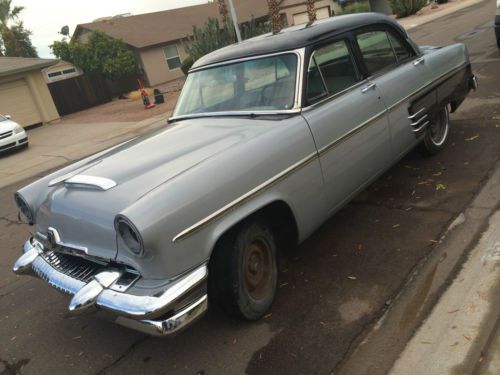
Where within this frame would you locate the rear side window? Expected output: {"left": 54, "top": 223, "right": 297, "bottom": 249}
{"left": 387, "top": 32, "right": 412, "bottom": 62}
{"left": 356, "top": 30, "right": 397, "bottom": 75}
{"left": 306, "top": 39, "right": 360, "bottom": 104}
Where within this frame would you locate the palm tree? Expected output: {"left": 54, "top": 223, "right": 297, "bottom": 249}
{"left": 267, "top": 0, "right": 281, "bottom": 34}
{"left": 0, "top": 0, "right": 24, "bottom": 27}
{"left": 306, "top": 0, "right": 317, "bottom": 23}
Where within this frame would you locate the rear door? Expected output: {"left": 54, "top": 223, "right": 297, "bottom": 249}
{"left": 301, "top": 37, "right": 391, "bottom": 214}
{"left": 353, "top": 27, "right": 431, "bottom": 160}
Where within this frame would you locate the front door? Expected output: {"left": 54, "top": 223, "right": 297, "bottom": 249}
{"left": 301, "top": 38, "right": 391, "bottom": 214}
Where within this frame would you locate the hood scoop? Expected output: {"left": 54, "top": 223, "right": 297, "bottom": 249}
{"left": 62, "top": 175, "right": 117, "bottom": 191}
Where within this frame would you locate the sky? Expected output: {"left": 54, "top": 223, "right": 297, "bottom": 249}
{"left": 10, "top": 0, "right": 209, "bottom": 58}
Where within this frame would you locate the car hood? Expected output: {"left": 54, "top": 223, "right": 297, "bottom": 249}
{"left": 0, "top": 119, "right": 19, "bottom": 132}
{"left": 33, "top": 118, "right": 283, "bottom": 260}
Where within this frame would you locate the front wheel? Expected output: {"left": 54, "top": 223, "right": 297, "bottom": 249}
{"left": 209, "top": 220, "right": 278, "bottom": 320}
{"left": 419, "top": 106, "right": 450, "bottom": 156}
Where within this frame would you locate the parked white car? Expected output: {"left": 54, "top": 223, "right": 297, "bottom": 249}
{"left": 0, "top": 114, "right": 29, "bottom": 153}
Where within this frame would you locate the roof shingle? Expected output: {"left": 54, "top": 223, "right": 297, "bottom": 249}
{"left": 0, "top": 57, "right": 58, "bottom": 77}
{"left": 75, "top": 0, "right": 270, "bottom": 49}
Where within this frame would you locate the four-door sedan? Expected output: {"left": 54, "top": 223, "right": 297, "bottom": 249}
{"left": 0, "top": 114, "right": 28, "bottom": 153}
{"left": 12, "top": 13, "right": 476, "bottom": 336}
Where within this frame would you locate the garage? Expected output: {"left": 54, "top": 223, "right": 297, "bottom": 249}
{"left": 0, "top": 79, "right": 42, "bottom": 127}
{"left": 0, "top": 57, "right": 60, "bottom": 128}
{"left": 292, "top": 6, "right": 331, "bottom": 25}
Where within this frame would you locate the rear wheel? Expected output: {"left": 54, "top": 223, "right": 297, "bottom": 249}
{"left": 419, "top": 106, "right": 450, "bottom": 155}
{"left": 209, "top": 220, "right": 278, "bottom": 320}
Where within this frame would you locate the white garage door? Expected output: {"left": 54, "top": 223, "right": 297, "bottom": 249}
{"left": 0, "top": 79, "right": 42, "bottom": 127}
{"left": 293, "top": 6, "right": 331, "bottom": 26}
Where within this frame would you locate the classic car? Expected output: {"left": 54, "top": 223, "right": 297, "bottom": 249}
{"left": 496, "top": 0, "right": 500, "bottom": 48}
{"left": 0, "top": 114, "right": 28, "bottom": 153}
{"left": 12, "top": 13, "right": 476, "bottom": 336}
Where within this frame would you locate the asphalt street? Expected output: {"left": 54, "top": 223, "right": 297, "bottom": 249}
{"left": 0, "top": 1, "right": 499, "bottom": 374}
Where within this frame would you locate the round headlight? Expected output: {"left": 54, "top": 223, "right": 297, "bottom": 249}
{"left": 115, "top": 216, "right": 143, "bottom": 255}
{"left": 14, "top": 193, "right": 34, "bottom": 225}
{"left": 13, "top": 124, "right": 24, "bottom": 134}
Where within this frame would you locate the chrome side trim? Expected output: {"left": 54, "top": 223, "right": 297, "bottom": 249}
{"left": 387, "top": 63, "right": 467, "bottom": 113}
{"left": 318, "top": 109, "right": 388, "bottom": 156}
{"left": 173, "top": 109, "right": 387, "bottom": 243}
{"left": 411, "top": 114, "right": 429, "bottom": 127}
{"left": 408, "top": 107, "right": 426, "bottom": 119}
{"left": 172, "top": 151, "right": 318, "bottom": 242}
{"left": 412, "top": 121, "right": 430, "bottom": 133}
{"left": 64, "top": 175, "right": 117, "bottom": 191}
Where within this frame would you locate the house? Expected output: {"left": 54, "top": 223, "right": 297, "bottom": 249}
{"left": 73, "top": 0, "right": 346, "bottom": 87}
{"left": 42, "top": 60, "right": 83, "bottom": 83}
{"left": 0, "top": 57, "right": 60, "bottom": 128}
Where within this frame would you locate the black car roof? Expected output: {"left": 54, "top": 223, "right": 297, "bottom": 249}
{"left": 191, "top": 13, "right": 406, "bottom": 70}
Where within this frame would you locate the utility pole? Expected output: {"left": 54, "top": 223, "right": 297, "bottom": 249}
{"left": 227, "top": 0, "right": 242, "bottom": 42}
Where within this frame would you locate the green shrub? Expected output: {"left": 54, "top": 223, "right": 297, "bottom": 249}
{"left": 336, "top": 2, "right": 371, "bottom": 15}
{"left": 389, "top": 0, "right": 427, "bottom": 17}
{"left": 180, "top": 55, "right": 194, "bottom": 75}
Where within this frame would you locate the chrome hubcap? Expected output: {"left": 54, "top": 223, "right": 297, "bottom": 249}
{"left": 429, "top": 107, "right": 449, "bottom": 147}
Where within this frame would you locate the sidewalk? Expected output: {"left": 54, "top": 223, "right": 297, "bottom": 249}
{"left": 0, "top": 113, "right": 169, "bottom": 189}
{"left": 397, "top": 0, "right": 486, "bottom": 31}
{"left": 390, "top": 162, "right": 500, "bottom": 374}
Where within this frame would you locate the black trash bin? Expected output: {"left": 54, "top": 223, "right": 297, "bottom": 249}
{"left": 154, "top": 89, "right": 165, "bottom": 104}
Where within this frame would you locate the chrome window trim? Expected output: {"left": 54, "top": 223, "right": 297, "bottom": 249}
{"left": 171, "top": 49, "right": 305, "bottom": 121}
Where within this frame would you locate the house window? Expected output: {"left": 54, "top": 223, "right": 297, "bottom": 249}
{"left": 62, "top": 68, "right": 76, "bottom": 74}
{"left": 164, "top": 45, "right": 181, "bottom": 70}
{"left": 48, "top": 71, "right": 62, "bottom": 78}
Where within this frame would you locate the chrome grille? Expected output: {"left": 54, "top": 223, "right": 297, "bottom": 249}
{"left": 0, "top": 130, "right": 13, "bottom": 140}
{"left": 40, "top": 250, "right": 106, "bottom": 283}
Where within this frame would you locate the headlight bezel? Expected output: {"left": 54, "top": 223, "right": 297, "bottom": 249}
{"left": 115, "top": 215, "right": 144, "bottom": 256}
{"left": 14, "top": 193, "right": 34, "bottom": 225}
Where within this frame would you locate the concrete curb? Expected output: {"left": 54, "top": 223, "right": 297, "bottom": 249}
{"left": 390, "top": 210, "right": 500, "bottom": 374}
{"left": 398, "top": 0, "right": 487, "bottom": 31}
{"left": 337, "top": 159, "right": 500, "bottom": 375}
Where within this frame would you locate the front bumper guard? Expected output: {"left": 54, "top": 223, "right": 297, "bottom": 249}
{"left": 13, "top": 239, "right": 208, "bottom": 336}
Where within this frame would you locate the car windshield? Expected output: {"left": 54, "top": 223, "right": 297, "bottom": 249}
{"left": 0, "top": 115, "right": 7, "bottom": 122}
{"left": 173, "top": 53, "right": 298, "bottom": 118}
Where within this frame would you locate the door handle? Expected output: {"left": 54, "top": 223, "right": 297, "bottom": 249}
{"left": 413, "top": 57, "right": 425, "bottom": 66}
{"left": 361, "top": 83, "right": 376, "bottom": 93}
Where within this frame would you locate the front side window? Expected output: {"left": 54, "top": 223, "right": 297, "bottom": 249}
{"left": 306, "top": 39, "right": 360, "bottom": 104}
{"left": 387, "top": 32, "right": 413, "bottom": 62}
{"left": 164, "top": 45, "right": 182, "bottom": 70}
{"left": 356, "top": 30, "right": 398, "bottom": 75}
{"left": 173, "top": 53, "right": 298, "bottom": 117}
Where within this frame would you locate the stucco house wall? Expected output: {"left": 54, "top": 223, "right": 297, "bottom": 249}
{"left": 138, "top": 41, "right": 189, "bottom": 86}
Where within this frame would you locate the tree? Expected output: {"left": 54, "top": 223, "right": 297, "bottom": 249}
{"left": 51, "top": 30, "right": 138, "bottom": 81}
{"left": 267, "top": 0, "right": 281, "bottom": 34}
{"left": 306, "top": 0, "right": 317, "bottom": 22}
{"left": 2, "top": 22, "right": 37, "bottom": 57}
{"left": 0, "top": 0, "right": 37, "bottom": 57}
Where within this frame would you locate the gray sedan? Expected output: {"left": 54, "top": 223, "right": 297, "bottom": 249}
{"left": 12, "top": 13, "right": 476, "bottom": 336}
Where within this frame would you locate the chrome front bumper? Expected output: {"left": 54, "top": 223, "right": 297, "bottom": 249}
{"left": 13, "top": 239, "right": 208, "bottom": 336}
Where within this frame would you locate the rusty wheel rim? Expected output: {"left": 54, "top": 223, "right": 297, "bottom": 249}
{"left": 243, "top": 238, "right": 273, "bottom": 300}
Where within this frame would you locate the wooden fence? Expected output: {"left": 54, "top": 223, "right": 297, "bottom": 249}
{"left": 48, "top": 73, "right": 112, "bottom": 116}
